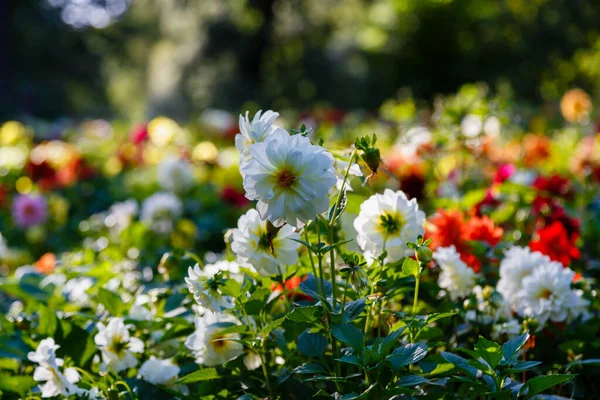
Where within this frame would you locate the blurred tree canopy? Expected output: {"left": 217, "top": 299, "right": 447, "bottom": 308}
{"left": 2, "top": 0, "right": 600, "bottom": 121}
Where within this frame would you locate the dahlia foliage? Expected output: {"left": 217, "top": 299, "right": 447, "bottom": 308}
{"left": 1, "top": 87, "right": 599, "bottom": 399}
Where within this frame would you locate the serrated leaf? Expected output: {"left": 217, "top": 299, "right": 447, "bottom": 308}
{"left": 297, "top": 331, "right": 328, "bottom": 357}
{"left": 176, "top": 368, "right": 218, "bottom": 384}
{"left": 331, "top": 324, "right": 364, "bottom": 352}
{"left": 288, "top": 306, "right": 321, "bottom": 323}
{"left": 475, "top": 336, "right": 503, "bottom": 369}
{"left": 343, "top": 298, "right": 366, "bottom": 323}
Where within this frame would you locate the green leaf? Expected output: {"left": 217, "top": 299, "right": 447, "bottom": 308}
{"left": 176, "top": 368, "right": 219, "bottom": 384}
{"left": 97, "top": 287, "right": 125, "bottom": 316}
{"left": 220, "top": 279, "right": 242, "bottom": 298}
{"left": 297, "top": 331, "right": 328, "bottom": 357}
{"left": 329, "top": 190, "right": 347, "bottom": 222}
{"left": 475, "top": 336, "right": 503, "bottom": 369}
{"left": 331, "top": 324, "right": 364, "bottom": 352}
{"left": 337, "top": 354, "right": 362, "bottom": 366}
{"left": 377, "top": 326, "right": 406, "bottom": 356}
{"left": 520, "top": 374, "right": 576, "bottom": 399}
{"left": 293, "top": 363, "right": 327, "bottom": 374}
{"left": 343, "top": 298, "right": 366, "bottom": 323}
{"left": 440, "top": 352, "right": 480, "bottom": 378}
{"left": 396, "top": 375, "right": 431, "bottom": 387}
{"left": 505, "top": 361, "right": 541, "bottom": 373}
{"left": 288, "top": 306, "right": 321, "bottom": 323}
{"left": 425, "top": 312, "right": 457, "bottom": 325}
{"left": 401, "top": 257, "right": 420, "bottom": 277}
{"left": 262, "top": 317, "right": 285, "bottom": 336}
{"left": 0, "top": 375, "right": 36, "bottom": 396}
{"left": 245, "top": 288, "right": 271, "bottom": 315}
{"left": 37, "top": 304, "right": 58, "bottom": 336}
{"left": 387, "top": 342, "right": 428, "bottom": 370}
{"left": 502, "top": 331, "right": 529, "bottom": 362}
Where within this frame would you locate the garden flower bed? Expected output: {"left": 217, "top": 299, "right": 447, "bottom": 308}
{"left": 0, "top": 85, "right": 599, "bottom": 399}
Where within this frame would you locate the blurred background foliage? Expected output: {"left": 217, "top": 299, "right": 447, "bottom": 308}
{"left": 2, "top": 0, "right": 600, "bottom": 121}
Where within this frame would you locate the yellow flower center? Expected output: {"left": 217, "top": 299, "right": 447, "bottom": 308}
{"left": 276, "top": 170, "right": 296, "bottom": 188}
{"left": 211, "top": 334, "right": 231, "bottom": 353}
{"left": 107, "top": 335, "right": 127, "bottom": 357}
{"left": 379, "top": 213, "right": 404, "bottom": 235}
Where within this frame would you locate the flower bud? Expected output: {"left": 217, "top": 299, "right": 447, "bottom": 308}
{"left": 415, "top": 245, "right": 433, "bottom": 264}
{"left": 361, "top": 147, "right": 381, "bottom": 174}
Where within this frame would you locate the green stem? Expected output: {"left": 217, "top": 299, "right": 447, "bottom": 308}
{"left": 304, "top": 225, "right": 323, "bottom": 298}
{"left": 412, "top": 270, "right": 420, "bottom": 315}
{"left": 240, "top": 302, "right": 274, "bottom": 399}
{"left": 316, "top": 219, "right": 326, "bottom": 298}
{"left": 340, "top": 273, "right": 350, "bottom": 315}
{"left": 329, "top": 149, "right": 357, "bottom": 225}
{"left": 327, "top": 221, "right": 338, "bottom": 304}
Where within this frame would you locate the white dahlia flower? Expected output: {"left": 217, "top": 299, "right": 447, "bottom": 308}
{"left": 235, "top": 110, "right": 280, "bottom": 162}
{"left": 353, "top": 189, "right": 425, "bottom": 264}
{"left": 185, "top": 311, "right": 244, "bottom": 366}
{"left": 433, "top": 246, "right": 477, "bottom": 301}
{"left": 157, "top": 157, "right": 194, "bottom": 194}
{"left": 231, "top": 208, "right": 300, "bottom": 276}
{"left": 517, "top": 262, "right": 589, "bottom": 327}
{"left": 140, "top": 192, "right": 183, "bottom": 235}
{"left": 497, "top": 246, "right": 550, "bottom": 308}
{"left": 240, "top": 129, "right": 337, "bottom": 228}
{"left": 185, "top": 263, "right": 235, "bottom": 312}
{"left": 139, "top": 357, "right": 179, "bottom": 385}
{"left": 94, "top": 317, "right": 144, "bottom": 373}
{"left": 28, "top": 338, "right": 80, "bottom": 398}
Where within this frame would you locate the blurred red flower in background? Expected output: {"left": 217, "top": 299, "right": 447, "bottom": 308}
{"left": 271, "top": 276, "right": 314, "bottom": 302}
{"left": 529, "top": 221, "right": 580, "bottom": 267}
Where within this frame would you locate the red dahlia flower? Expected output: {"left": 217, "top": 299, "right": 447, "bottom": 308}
{"left": 529, "top": 221, "right": 580, "bottom": 267}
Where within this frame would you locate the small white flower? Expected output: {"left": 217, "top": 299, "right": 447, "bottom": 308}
{"left": 63, "top": 277, "right": 94, "bottom": 306}
{"left": 157, "top": 157, "right": 194, "bottom": 194}
{"left": 235, "top": 110, "right": 279, "bottom": 162}
{"left": 433, "top": 246, "right": 477, "bottom": 301}
{"left": 353, "top": 189, "right": 425, "bottom": 264}
{"left": 138, "top": 357, "right": 180, "bottom": 385}
{"left": 461, "top": 114, "right": 483, "bottom": 138}
{"left": 28, "top": 338, "right": 80, "bottom": 398}
{"left": 185, "top": 264, "right": 235, "bottom": 312}
{"left": 231, "top": 208, "right": 300, "bottom": 276}
{"left": 128, "top": 294, "right": 153, "bottom": 321}
{"left": 394, "top": 126, "right": 432, "bottom": 158}
{"left": 185, "top": 311, "right": 244, "bottom": 366}
{"left": 517, "top": 262, "right": 589, "bottom": 327}
{"left": 0, "top": 232, "right": 7, "bottom": 259}
{"left": 107, "top": 199, "right": 138, "bottom": 232}
{"left": 491, "top": 319, "right": 522, "bottom": 340}
{"left": 240, "top": 129, "right": 337, "bottom": 228}
{"left": 94, "top": 317, "right": 144, "bottom": 373}
{"left": 497, "top": 246, "right": 550, "bottom": 308}
{"left": 140, "top": 192, "right": 183, "bottom": 235}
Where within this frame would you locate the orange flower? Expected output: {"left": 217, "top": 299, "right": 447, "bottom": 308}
{"left": 522, "top": 134, "right": 551, "bottom": 167}
{"left": 560, "top": 88, "right": 592, "bottom": 124}
{"left": 426, "top": 210, "right": 504, "bottom": 272}
{"left": 35, "top": 253, "right": 56, "bottom": 274}
{"left": 425, "top": 209, "right": 465, "bottom": 251}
